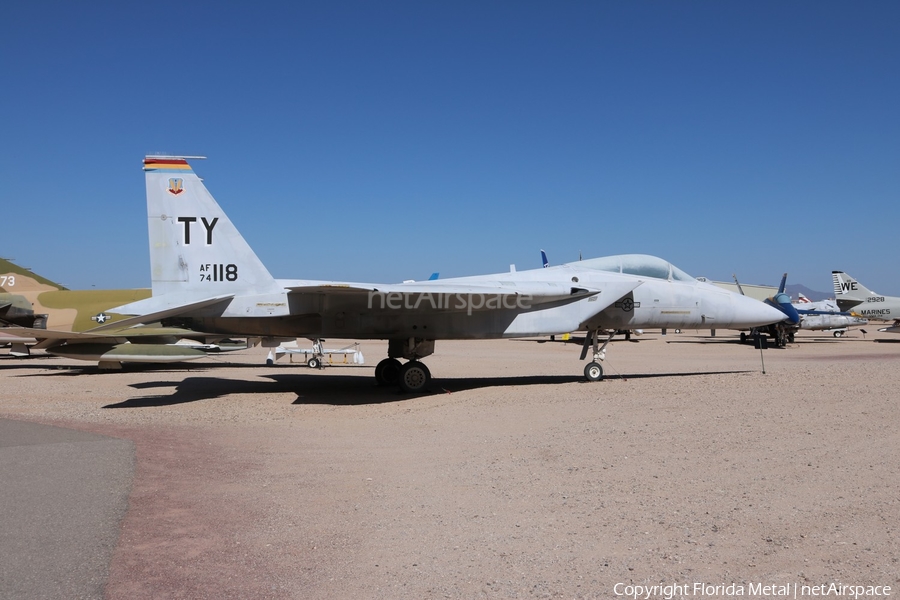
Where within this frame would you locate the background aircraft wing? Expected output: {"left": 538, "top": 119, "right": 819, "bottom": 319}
{"left": 1, "top": 324, "right": 218, "bottom": 344}
{"left": 797, "top": 308, "right": 854, "bottom": 316}
{"left": 1, "top": 326, "right": 121, "bottom": 341}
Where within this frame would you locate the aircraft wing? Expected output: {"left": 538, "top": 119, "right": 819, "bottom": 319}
{"left": 797, "top": 309, "right": 854, "bottom": 316}
{"left": 0, "top": 326, "right": 135, "bottom": 351}
{"left": 1, "top": 327, "right": 122, "bottom": 341}
{"left": 0, "top": 324, "right": 217, "bottom": 345}
{"left": 285, "top": 282, "right": 604, "bottom": 310}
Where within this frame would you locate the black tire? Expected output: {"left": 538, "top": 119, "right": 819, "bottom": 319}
{"left": 740, "top": 332, "right": 747, "bottom": 343}
{"left": 833, "top": 331, "right": 843, "bottom": 338}
{"left": 399, "top": 360, "right": 431, "bottom": 393}
{"left": 375, "top": 358, "right": 402, "bottom": 386}
{"left": 584, "top": 361, "right": 603, "bottom": 382}
{"left": 307, "top": 357, "right": 321, "bottom": 369}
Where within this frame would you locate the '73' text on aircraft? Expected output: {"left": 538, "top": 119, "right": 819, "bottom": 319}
{"left": 102, "top": 156, "right": 785, "bottom": 392}
{"left": 0, "top": 257, "right": 241, "bottom": 365}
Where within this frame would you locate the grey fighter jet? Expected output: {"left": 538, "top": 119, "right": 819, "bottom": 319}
{"left": 105, "top": 156, "right": 785, "bottom": 391}
{"left": 833, "top": 271, "right": 900, "bottom": 334}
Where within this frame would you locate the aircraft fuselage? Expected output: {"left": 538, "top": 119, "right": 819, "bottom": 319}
{"left": 837, "top": 296, "right": 900, "bottom": 322}
{"left": 164, "top": 263, "right": 779, "bottom": 340}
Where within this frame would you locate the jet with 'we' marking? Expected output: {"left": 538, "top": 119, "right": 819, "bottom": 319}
{"left": 833, "top": 271, "right": 900, "bottom": 333}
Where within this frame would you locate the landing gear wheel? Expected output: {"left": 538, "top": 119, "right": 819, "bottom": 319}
{"left": 398, "top": 360, "right": 431, "bottom": 393}
{"left": 307, "top": 357, "right": 321, "bottom": 369}
{"left": 787, "top": 332, "right": 795, "bottom": 343}
{"left": 740, "top": 332, "right": 747, "bottom": 343}
{"left": 375, "top": 358, "right": 402, "bottom": 386}
{"left": 584, "top": 361, "right": 603, "bottom": 382}
{"left": 833, "top": 331, "right": 844, "bottom": 338}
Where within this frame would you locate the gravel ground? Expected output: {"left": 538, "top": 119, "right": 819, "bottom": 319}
{"left": 1, "top": 329, "right": 899, "bottom": 599}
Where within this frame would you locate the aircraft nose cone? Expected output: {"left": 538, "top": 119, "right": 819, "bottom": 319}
{"left": 766, "top": 293, "right": 801, "bottom": 325}
{"left": 734, "top": 294, "right": 789, "bottom": 328}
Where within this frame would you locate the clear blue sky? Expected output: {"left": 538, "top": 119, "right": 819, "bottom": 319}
{"left": 3, "top": 2, "right": 898, "bottom": 295}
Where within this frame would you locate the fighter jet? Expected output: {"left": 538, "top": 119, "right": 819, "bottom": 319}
{"left": 833, "top": 271, "right": 900, "bottom": 333}
{"left": 1, "top": 258, "right": 60, "bottom": 354}
{"left": 0, "top": 258, "right": 66, "bottom": 328}
{"left": 735, "top": 273, "right": 867, "bottom": 345}
{"left": 106, "top": 156, "right": 784, "bottom": 391}
{"left": 0, "top": 257, "right": 238, "bottom": 366}
{"left": 762, "top": 273, "right": 802, "bottom": 346}
{"left": 793, "top": 294, "right": 867, "bottom": 337}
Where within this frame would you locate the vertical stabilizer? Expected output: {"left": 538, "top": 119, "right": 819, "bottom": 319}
{"left": 832, "top": 271, "right": 873, "bottom": 300}
{"left": 143, "top": 157, "right": 282, "bottom": 299}
{"left": 0, "top": 258, "right": 67, "bottom": 292}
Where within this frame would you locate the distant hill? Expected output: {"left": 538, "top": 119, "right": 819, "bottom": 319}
{"left": 785, "top": 283, "right": 830, "bottom": 302}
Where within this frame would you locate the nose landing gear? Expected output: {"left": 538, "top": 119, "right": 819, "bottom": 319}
{"left": 581, "top": 329, "right": 615, "bottom": 382}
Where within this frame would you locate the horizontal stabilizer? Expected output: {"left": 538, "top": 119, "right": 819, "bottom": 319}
{"left": 90, "top": 295, "right": 235, "bottom": 331}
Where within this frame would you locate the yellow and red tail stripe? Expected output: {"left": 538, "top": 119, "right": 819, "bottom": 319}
{"left": 143, "top": 157, "right": 194, "bottom": 172}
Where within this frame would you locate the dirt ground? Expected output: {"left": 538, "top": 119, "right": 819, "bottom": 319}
{"left": 2, "top": 329, "right": 899, "bottom": 599}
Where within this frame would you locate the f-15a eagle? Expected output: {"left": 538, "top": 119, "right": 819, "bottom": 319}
{"left": 99, "top": 156, "right": 783, "bottom": 391}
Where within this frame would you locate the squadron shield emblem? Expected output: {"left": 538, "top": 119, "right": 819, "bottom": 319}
{"left": 168, "top": 178, "right": 184, "bottom": 195}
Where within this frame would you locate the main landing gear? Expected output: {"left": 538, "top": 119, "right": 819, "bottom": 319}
{"left": 378, "top": 330, "right": 618, "bottom": 391}
{"left": 580, "top": 329, "right": 615, "bottom": 382}
{"left": 740, "top": 326, "right": 793, "bottom": 348}
{"left": 376, "top": 338, "right": 435, "bottom": 393}
{"left": 375, "top": 358, "right": 433, "bottom": 393}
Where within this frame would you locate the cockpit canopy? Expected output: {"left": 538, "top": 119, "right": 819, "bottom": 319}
{"left": 575, "top": 254, "right": 695, "bottom": 282}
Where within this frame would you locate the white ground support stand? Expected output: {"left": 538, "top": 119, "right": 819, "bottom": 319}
{"left": 267, "top": 339, "right": 365, "bottom": 369}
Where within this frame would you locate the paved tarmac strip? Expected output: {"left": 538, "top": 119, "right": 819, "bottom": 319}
{"left": 0, "top": 418, "right": 134, "bottom": 600}
{"left": 2, "top": 333, "right": 899, "bottom": 598}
